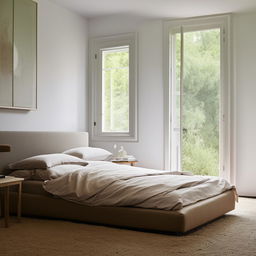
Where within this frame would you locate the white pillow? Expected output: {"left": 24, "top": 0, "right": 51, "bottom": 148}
{"left": 39, "top": 164, "right": 87, "bottom": 180}
{"left": 63, "top": 147, "right": 112, "bottom": 161}
{"left": 9, "top": 170, "right": 33, "bottom": 180}
{"left": 9, "top": 164, "right": 87, "bottom": 181}
{"left": 8, "top": 153, "right": 88, "bottom": 170}
{"left": 10, "top": 169, "right": 46, "bottom": 181}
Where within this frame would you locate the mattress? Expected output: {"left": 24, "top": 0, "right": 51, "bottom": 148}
{"left": 10, "top": 180, "right": 50, "bottom": 197}
{"left": 7, "top": 181, "right": 236, "bottom": 233}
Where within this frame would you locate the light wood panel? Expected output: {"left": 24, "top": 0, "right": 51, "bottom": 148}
{"left": 0, "top": 0, "right": 13, "bottom": 107}
{"left": 13, "top": 0, "right": 37, "bottom": 109}
{"left": 0, "top": 0, "right": 37, "bottom": 110}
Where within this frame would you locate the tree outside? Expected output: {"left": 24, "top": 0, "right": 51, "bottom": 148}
{"left": 179, "top": 29, "right": 221, "bottom": 176}
{"left": 102, "top": 47, "right": 129, "bottom": 133}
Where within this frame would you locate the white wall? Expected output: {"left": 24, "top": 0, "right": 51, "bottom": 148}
{"left": 0, "top": 0, "right": 88, "bottom": 131}
{"left": 233, "top": 12, "right": 256, "bottom": 196}
{"left": 89, "top": 16, "right": 164, "bottom": 169}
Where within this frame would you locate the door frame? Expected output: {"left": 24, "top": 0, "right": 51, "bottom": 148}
{"left": 163, "top": 14, "right": 234, "bottom": 182}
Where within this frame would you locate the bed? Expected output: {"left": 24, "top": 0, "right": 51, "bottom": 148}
{"left": 0, "top": 131, "right": 236, "bottom": 233}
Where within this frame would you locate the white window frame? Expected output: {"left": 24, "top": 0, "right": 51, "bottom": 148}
{"left": 89, "top": 33, "right": 138, "bottom": 142}
{"left": 163, "top": 14, "right": 234, "bottom": 182}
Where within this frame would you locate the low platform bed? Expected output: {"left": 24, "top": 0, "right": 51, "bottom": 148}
{"left": 9, "top": 187, "right": 235, "bottom": 233}
{"left": 0, "top": 132, "right": 236, "bottom": 233}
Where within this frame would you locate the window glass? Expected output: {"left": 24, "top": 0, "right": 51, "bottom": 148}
{"left": 102, "top": 47, "right": 129, "bottom": 133}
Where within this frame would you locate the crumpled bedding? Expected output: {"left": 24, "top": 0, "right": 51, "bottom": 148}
{"left": 43, "top": 161, "right": 233, "bottom": 210}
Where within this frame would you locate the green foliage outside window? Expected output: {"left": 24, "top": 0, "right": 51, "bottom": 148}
{"left": 179, "top": 29, "right": 220, "bottom": 176}
{"left": 102, "top": 48, "right": 129, "bottom": 132}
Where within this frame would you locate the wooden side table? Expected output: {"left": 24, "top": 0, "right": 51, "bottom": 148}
{"left": 0, "top": 176, "right": 24, "bottom": 228}
{"left": 112, "top": 160, "right": 138, "bottom": 166}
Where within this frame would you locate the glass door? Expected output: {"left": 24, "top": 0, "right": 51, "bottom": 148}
{"left": 171, "top": 27, "right": 221, "bottom": 176}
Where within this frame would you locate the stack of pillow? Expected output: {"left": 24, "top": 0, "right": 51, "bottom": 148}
{"left": 9, "top": 147, "right": 112, "bottom": 181}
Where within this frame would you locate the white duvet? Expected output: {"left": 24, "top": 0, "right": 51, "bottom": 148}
{"left": 43, "top": 161, "right": 233, "bottom": 211}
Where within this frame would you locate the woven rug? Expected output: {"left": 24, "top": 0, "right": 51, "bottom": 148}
{"left": 0, "top": 197, "right": 255, "bottom": 256}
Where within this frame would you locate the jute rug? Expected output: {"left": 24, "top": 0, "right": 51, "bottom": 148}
{"left": 0, "top": 197, "right": 255, "bottom": 256}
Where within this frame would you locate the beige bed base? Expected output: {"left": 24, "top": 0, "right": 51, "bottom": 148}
{"left": 8, "top": 189, "right": 235, "bottom": 233}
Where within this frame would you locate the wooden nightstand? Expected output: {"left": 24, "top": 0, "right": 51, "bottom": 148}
{"left": 112, "top": 160, "right": 138, "bottom": 166}
{"left": 0, "top": 176, "right": 24, "bottom": 228}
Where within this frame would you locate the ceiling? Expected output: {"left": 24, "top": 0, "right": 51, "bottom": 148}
{"left": 52, "top": 0, "right": 256, "bottom": 19}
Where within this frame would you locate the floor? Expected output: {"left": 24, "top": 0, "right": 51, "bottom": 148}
{"left": 0, "top": 197, "right": 255, "bottom": 256}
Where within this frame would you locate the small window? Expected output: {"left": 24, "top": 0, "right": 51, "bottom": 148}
{"left": 90, "top": 34, "right": 137, "bottom": 141}
{"left": 102, "top": 46, "right": 129, "bottom": 133}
